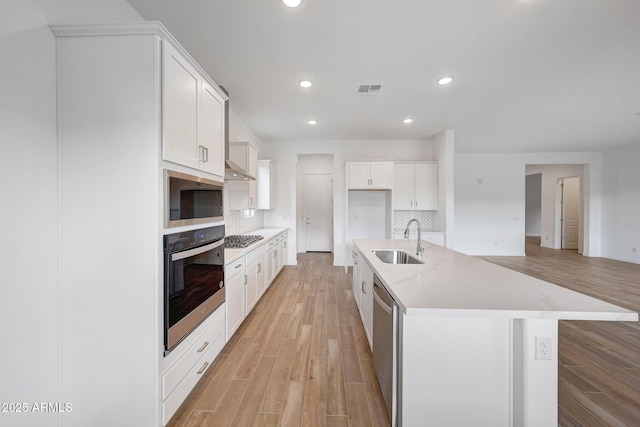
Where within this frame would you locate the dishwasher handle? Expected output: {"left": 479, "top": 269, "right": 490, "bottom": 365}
{"left": 373, "top": 282, "right": 393, "bottom": 315}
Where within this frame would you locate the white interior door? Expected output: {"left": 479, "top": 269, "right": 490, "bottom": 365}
{"left": 305, "top": 174, "right": 333, "bottom": 252}
{"left": 561, "top": 177, "right": 580, "bottom": 250}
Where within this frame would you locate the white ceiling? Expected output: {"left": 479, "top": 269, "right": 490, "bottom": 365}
{"left": 125, "top": 0, "right": 640, "bottom": 153}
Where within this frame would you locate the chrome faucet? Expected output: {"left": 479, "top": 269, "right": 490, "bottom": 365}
{"left": 404, "top": 219, "right": 424, "bottom": 258}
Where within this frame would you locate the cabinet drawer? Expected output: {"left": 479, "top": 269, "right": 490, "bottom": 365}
{"left": 358, "top": 253, "right": 374, "bottom": 283}
{"left": 162, "top": 309, "right": 225, "bottom": 400}
{"left": 246, "top": 244, "right": 266, "bottom": 264}
{"left": 225, "top": 257, "right": 246, "bottom": 278}
{"left": 161, "top": 322, "right": 224, "bottom": 424}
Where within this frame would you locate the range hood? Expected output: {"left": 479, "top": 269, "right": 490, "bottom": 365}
{"left": 221, "top": 86, "right": 255, "bottom": 181}
{"left": 225, "top": 158, "right": 254, "bottom": 181}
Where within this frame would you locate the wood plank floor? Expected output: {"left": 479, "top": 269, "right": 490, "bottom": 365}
{"left": 167, "top": 252, "right": 390, "bottom": 427}
{"left": 484, "top": 237, "right": 640, "bottom": 427}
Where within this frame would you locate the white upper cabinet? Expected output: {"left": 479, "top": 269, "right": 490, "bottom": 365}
{"left": 199, "top": 81, "right": 225, "bottom": 177}
{"left": 257, "top": 160, "right": 276, "bottom": 210}
{"left": 393, "top": 162, "right": 438, "bottom": 211}
{"left": 228, "top": 142, "right": 259, "bottom": 210}
{"left": 163, "top": 42, "right": 226, "bottom": 177}
{"left": 347, "top": 161, "right": 393, "bottom": 189}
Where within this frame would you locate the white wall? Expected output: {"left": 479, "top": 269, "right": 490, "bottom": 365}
{"left": 601, "top": 146, "right": 640, "bottom": 264}
{"left": 0, "top": 1, "right": 143, "bottom": 426}
{"left": 0, "top": 4, "right": 59, "bottom": 424}
{"left": 260, "top": 139, "right": 434, "bottom": 266}
{"left": 454, "top": 152, "right": 602, "bottom": 256}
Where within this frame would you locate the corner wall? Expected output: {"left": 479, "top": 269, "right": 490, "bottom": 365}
{"left": 0, "top": 1, "right": 145, "bottom": 426}
{"left": 601, "top": 146, "right": 640, "bottom": 264}
{"left": 454, "top": 152, "right": 602, "bottom": 256}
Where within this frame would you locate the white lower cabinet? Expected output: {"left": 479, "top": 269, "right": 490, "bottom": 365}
{"left": 225, "top": 257, "right": 246, "bottom": 341}
{"left": 246, "top": 245, "right": 266, "bottom": 312}
{"left": 356, "top": 253, "right": 374, "bottom": 349}
{"left": 225, "top": 230, "right": 288, "bottom": 343}
{"left": 268, "top": 235, "right": 282, "bottom": 283}
{"left": 352, "top": 250, "right": 361, "bottom": 309}
{"left": 278, "top": 233, "right": 288, "bottom": 270}
{"left": 352, "top": 247, "right": 373, "bottom": 349}
{"left": 161, "top": 306, "right": 225, "bottom": 425}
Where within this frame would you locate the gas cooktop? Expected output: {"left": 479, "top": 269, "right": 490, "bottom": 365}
{"left": 225, "top": 235, "right": 264, "bottom": 248}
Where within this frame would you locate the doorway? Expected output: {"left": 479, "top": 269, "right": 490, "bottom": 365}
{"left": 296, "top": 154, "right": 334, "bottom": 254}
{"left": 525, "top": 164, "right": 585, "bottom": 254}
{"left": 558, "top": 176, "right": 581, "bottom": 251}
{"left": 304, "top": 173, "right": 333, "bottom": 252}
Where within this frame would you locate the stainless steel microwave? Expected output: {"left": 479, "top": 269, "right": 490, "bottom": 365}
{"left": 165, "top": 169, "right": 223, "bottom": 227}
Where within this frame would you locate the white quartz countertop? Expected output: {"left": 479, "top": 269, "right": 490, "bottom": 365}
{"left": 353, "top": 239, "right": 638, "bottom": 321}
{"left": 225, "top": 227, "right": 288, "bottom": 263}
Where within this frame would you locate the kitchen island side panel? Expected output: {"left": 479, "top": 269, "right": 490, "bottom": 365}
{"left": 400, "top": 315, "right": 511, "bottom": 426}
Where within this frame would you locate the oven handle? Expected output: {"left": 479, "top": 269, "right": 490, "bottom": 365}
{"left": 171, "top": 239, "right": 224, "bottom": 262}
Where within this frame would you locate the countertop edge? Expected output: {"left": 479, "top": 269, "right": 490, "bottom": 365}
{"left": 353, "top": 239, "right": 638, "bottom": 322}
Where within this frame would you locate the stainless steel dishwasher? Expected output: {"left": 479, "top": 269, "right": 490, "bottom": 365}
{"left": 373, "top": 274, "right": 398, "bottom": 426}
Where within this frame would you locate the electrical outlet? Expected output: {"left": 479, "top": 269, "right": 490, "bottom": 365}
{"left": 632, "top": 247, "right": 638, "bottom": 254}
{"left": 535, "top": 336, "right": 552, "bottom": 360}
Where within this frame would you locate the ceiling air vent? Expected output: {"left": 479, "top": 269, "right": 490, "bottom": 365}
{"left": 357, "top": 84, "right": 382, "bottom": 95}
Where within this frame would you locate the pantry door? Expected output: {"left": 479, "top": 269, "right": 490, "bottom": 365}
{"left": 305, "top": 174, "right": 333, "bottom": 252}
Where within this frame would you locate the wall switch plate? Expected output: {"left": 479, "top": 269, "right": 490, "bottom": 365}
{"left": 535, "top": 336, "right": 552, "bottom": 360}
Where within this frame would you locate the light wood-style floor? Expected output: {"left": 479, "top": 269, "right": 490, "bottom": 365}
{"left": 167, "top": 252, "right": 390, "bottom": 427}
{"left": 484, "top": 237, "right": 640, "bottom": 427}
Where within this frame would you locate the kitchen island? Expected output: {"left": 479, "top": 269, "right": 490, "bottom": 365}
{"left": 352, "top": 239, "right": 637, "bottom": 427}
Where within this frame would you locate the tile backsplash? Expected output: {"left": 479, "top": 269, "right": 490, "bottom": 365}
{"left": 224, "top": 185, "right": 264, "bottom": 235}
{"left": 393, "top": 210, "right": 433, "bottom": 231}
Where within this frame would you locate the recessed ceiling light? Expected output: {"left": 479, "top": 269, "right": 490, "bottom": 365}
{"left": 283, "top": 0, "right": 302, "bottom": 7}
{"left": 403, "top": 118, "right": 413, "bottom": 124}
{"left": 299, "top": 80, "right": 313, "bottom": 88}
{"left": 307, "top": 120, "right": 318, "bottom": 125}
{"left": 438, "top": 76, "right": 454, "bottom": 85}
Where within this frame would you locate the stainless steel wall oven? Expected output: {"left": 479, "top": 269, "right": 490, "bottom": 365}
{"left": 163, "top": 225, "right": 225, "bottom": 354}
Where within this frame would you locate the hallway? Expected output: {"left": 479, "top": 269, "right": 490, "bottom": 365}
{"left": 167, "top": 253, "right": 389, "bottom": 427}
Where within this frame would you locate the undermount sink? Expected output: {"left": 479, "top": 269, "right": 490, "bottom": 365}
{"left": 372, "top": 249, "right": 424, "bottom": 265}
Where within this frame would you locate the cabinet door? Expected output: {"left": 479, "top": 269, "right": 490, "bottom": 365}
{"left": 199, "top": 81, "right": 225, "bottom": 177}
{"left": 247, "top": 145, "right": 258, "bottom": 179}
{"left": 369, "top": 162, "right": 393, "bottom": 189}
{"left": 361, "top": 274, "right": 373, "bottom": 350}
{"left": 352, "top": 251, "right": 361, "bottom": 309}
{"left": 357, "top": 260, "right": 374, "bottom": 350}
{"left": 225, "top": 271, "right": 245, "bottom": 341}
{"left": 278, "top": 235, "right": 287, "bottom": 272}
{"left": 256, "top": 254, "right": 267, "bottom": 297}
{"left": 163, "top": 43, "right": 199, "bottom": 169}
{"left": 245, "top": 259, "right": 259, "bottom": 314}
{"left": 267, "top": 246, "right": 277, "bottom": 285}
{"left": 247, "top": 179, "right": 257, "bottom": 209}
{"left": 348, "top": 162, "right": 371, "bottom": 188}
{"left": 393, "top": 164, "right": 415, "bottom": 210}
{"left": 414, "top": 163, "right": 438, "bottom": 210}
